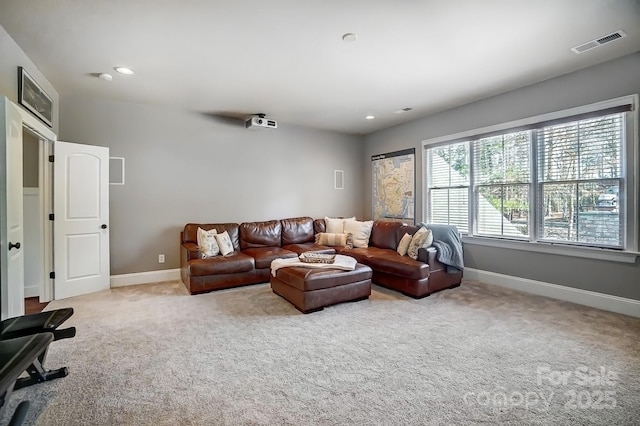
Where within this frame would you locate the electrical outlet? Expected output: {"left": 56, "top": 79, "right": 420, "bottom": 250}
{"left": 158, "top": 254, "right": 165, "bottom": 264}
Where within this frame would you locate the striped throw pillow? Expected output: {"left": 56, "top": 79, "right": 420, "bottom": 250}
{"left": 315, "top": 232, "right": 353, "bottom": 249}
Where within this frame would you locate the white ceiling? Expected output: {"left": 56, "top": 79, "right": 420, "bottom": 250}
{"left": 1, "top": 0, "right": 639, "bottom": 135}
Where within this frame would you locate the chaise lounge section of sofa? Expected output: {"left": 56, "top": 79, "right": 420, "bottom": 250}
{"left": 314, "top": 219, "right": 462, "bottom": 298}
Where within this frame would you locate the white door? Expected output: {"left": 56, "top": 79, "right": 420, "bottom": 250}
{"left": 0, "top": 98, "right": 25, "bottom": 320}
{"left": 54, "top": 141, "right": 110, "bottom": 299}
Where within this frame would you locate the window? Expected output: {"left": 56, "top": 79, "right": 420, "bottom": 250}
{"left": 424, "top": 96, "right": 637, "bottom": 254}
{"left": 475, "top": 131, "right": 531, "bottom": 238}
{"left": 537, "top": 115, "right": 623, "bottom": 246}
{"left": 427, "top": 142, "right": 469, "bottom": 233}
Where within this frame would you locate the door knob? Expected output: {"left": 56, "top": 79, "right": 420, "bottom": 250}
{"left": 101, "top": 224, "right": 108, "bottom": 229}
{"left": 8, "top": 242, "right": 21, "bottom": 250}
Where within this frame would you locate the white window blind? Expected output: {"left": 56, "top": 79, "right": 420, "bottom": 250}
{"left": 474, "top": 131, "right": 531, "bottom": 238}
{"left": 423, "top": 98, "right": 634, "bottom": 252}
{"left": 537, "top": 114, "right": 623, "bottom": 247}
{"left": 426, "top": 142, "right": 469, "bottom": 233}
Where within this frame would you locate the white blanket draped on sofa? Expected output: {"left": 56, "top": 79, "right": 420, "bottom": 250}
{"left": 270, "top": 255, "right": 357, "bottom": 276}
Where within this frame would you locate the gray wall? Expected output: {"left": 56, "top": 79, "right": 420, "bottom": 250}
{"left": 0, "top": 25, "right": 59, "bottom": 134}
{"left": 4, "top": 21, "right": 637, "bottom": 298}
{"left": 59, "top": 96, "right": 364, "bottom": 275}
{"left": 363, "top": 52, "right": 640, "bottom": 300}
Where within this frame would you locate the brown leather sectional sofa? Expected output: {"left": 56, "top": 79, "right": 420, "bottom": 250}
{"left": 180, "top": 216, "right": 462, "bottom": 298}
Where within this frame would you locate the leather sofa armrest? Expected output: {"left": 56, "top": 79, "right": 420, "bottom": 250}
{"left": 180, "top": 242, "right": 198, "bottom": 289}
{"left": 181, "top": 242, "right": 200, "bottom": 263}
{"left": 418, "top": 246, "right": 447, "bottom": 272}
{"left": 416, "top": 246, "right": 432, "bottom": 264}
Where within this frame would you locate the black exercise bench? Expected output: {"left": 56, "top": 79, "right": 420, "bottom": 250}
{"left": 0, "top": 308, "right": 75, "bottom": 425}
{"left": 0, "top": 333, "right": 54, "bottom": 425}
{"left": 0, "top": 308, "right": 76, "bottom": 390}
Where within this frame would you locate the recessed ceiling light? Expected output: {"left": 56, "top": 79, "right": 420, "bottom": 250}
{"left": 365, "top": 115, "right": 375, "bottom": 120}
{"left": 98, "top": 73, "right": 113, "bottom": 81}
{"left": 342, "top": 33, "right": 358, "bottom": 42}
{"left": 114, "top": 67, "right": 134, "bottom": 75}
{"left": 393, "top": 107, "right": 413, "bottom": 114}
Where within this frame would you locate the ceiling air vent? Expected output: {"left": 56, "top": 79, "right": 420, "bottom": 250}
{"left": 571, "top": 30, "right": 627, "bottom": 54}
{"left": 393, "top": 107, "right": 413, "bottom": 114}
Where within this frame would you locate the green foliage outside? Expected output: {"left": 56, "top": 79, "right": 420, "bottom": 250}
{"left": 431, "top": 115, "right": 622, "bottom": 241}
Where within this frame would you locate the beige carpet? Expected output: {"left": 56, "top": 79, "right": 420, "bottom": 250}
{"left": 3, "top": 279, "right": 639, "bottom": 425}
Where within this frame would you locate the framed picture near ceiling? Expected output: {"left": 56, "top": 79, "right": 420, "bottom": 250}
{"left": 18, "top": 66, "right": 53, "bottom": 128}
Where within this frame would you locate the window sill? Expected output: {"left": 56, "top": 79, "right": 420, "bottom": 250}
{"left": 461, "top": 236, "right": 639, "bottom": 264}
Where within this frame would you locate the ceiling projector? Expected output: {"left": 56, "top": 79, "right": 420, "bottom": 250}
{"left": 245, "top": 115, "right": 277, "bottom": 129}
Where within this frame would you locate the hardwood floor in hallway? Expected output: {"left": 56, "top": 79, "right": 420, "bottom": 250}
{"left": 25, "top": 297, "right": 48, "bottom": 314}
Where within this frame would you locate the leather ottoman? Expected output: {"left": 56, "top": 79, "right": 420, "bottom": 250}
{"left": 270, "top": 263, "right": 372, "bottom": 313}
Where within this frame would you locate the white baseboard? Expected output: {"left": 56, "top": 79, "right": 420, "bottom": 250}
{"left": 464, "top": 268, "right": 640, "bottom": 318}
{"left": 108, "top": 267, "right": 640, "bottom": 318}
{"left": 110, "top": 269, "right": 181, "bottom": 288}
{"left": 24, "top": 284, "right": 39, "bottom": 298}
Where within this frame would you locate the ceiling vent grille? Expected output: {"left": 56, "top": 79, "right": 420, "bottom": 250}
{"left": 571, "top": 30, "right": 627, "bottom": 54}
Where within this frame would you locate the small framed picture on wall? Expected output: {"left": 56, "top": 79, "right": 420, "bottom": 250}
{"left": 18, "top": 66, "right": 53, "bottom": 128}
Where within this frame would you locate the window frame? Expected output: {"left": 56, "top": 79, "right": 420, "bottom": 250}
{"left": 472, "top": 130, "right": 533, "bottom": 240}
{"left": 425, "top": 142, "right": 471, "bottom": 233}
{"left": 422, "top": 95, "right": 639, "bottom": 263}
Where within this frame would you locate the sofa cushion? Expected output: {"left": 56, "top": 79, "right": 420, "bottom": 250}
{"left": 315, "top": 232, "right": 353, "bottom": 248}
{"left": 335, "top": 246, "right": 390, "bottom": 264}
{"left": 281, "top": 217, "right": 314, "bottom": 245}
{"left": 282, "top": 243, "right": 336, "bottom": 255}
{"left": 344, "top": 220, "right": 374, "bottom": 248}
{"left": 215, "top": 231, "right": 235, "bottom": 256}
{"left": 197, "top": 227, "right": 220, "bottom": 258}
{"left": 423, "top": 229, "right": 434, "bottom": 248}
{"left": 396, "top": 233, "right": 412, "bottom": 256}
{"left": 324, "top": 216, "right": 355, "bottom": 233}
{"left": 407, "top": 227, "right": 432, "bottom": 260}
{"left": 366, "top": 252, "right": 430, "bottom": 280}
{"left": 371, "top": 221, "right": 405, "bottom": 250}
{"left": 183, "top": 223, "right": 241, "bottom": 251}
{"left": 240, "top": 220, "right": 282, "bottom": 249}
{"left": 313, "top": 218, "right": 326, "bottom": 234}
{"left": 396, "top": 225, "right": 419, "bottom": 243}
{"left": 242, "top": 247, "right": 297, "bottom": 269}
{"left": 189, "top": 252, "right": 255, "bottom": 277}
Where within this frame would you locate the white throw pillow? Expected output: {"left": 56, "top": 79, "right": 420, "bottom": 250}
{"left": 407, "top": 227, "right": 432, "bottom": 260}
{"left": 215, "top": 231, "right": 234, "bottom": 256}
{"left": 324, "top": 216, "right": 356, "bottom": 233}
{"left": 197, "top": 227, "right": 219, "bottom": 258}
{"left": 422, "top": 228, "right": 434, "bottom": 248}
{"left": 343, "top": 220, "right": 374, "bottom": 248}
{"left": 397, "top": 233, "right": 412, "bottom": 256}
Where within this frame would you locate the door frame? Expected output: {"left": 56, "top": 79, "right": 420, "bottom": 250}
{"left": 16, "top": 103, "right": 56, "bottom": 302}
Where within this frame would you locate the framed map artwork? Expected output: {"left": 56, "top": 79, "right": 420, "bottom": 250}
{"left": 371, "top": 148, "right": 415, "bottom": 222}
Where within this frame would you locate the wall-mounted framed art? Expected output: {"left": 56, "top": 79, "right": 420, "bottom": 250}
{"left": 18, "top": 66, "right": 53, "bottom": 128}
{"left": 372, "top": 148, "right": 415, "bottom": 223}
